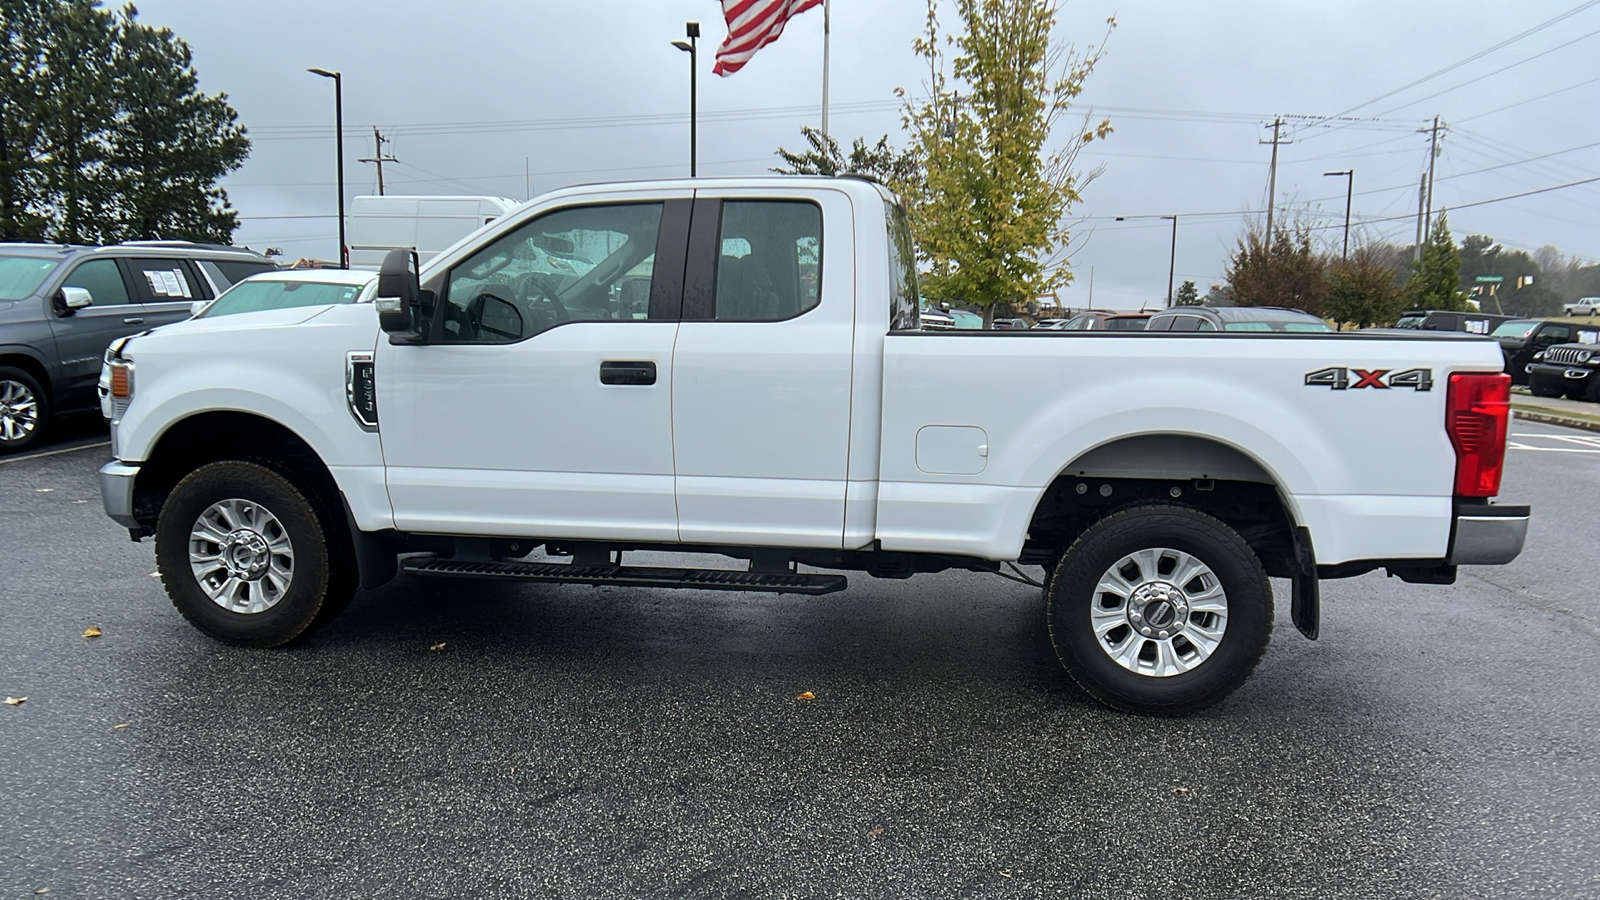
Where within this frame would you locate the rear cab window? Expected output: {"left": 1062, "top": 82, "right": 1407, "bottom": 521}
{"left": 886, "top": 201, "right": 919, "bottom": 331}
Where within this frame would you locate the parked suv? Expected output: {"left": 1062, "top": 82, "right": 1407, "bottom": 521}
{"left": 1527, "top": 339, "right": 1600, "bottom": 402}
{"left": 0, "top": 242, "right": 276, "bottom": 452}
{"left": 1060, "top": 310, "right": 1151, "bottom": 331}
{"left": 1392, "top": 309, "right": 1516, "bottom": 335}
{"left": 1498, "top": 319, "right": 1600, "bottom": 385}
{"left": 1145, "top": 306, "right": 1332, "bottom": 333}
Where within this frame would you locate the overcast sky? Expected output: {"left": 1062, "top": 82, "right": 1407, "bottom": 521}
{"left": 133, "top": 0, "right": 1599, "bottom": 310}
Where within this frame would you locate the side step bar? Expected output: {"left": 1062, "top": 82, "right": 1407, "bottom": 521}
{"left": 400, "top": 557, "right": 848, "bottom": 595}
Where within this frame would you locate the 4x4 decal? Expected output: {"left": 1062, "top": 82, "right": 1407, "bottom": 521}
{"left": 1305, "top": 366, "right": 1432, "bottom": 391}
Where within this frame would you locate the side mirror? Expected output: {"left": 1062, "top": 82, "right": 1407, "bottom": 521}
{"left": 55, "top": 286, "right": 92, "bottom": 315}
{"left": 189, "top": 300, "right": 209, "bottom": 317}
{"left": 375, "top": 248, "right": 420, "bottom": 336}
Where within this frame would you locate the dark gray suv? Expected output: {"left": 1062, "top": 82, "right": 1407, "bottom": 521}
{"left": 0, "top": 242, "right": 277, "bottom": 452}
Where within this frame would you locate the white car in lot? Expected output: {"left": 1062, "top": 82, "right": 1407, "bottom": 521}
{"left": 1563, "top": 297, "right": 1600, "bottom": 316}
{"left": 96, "top": 176, "right": 1528, "bottom": 715}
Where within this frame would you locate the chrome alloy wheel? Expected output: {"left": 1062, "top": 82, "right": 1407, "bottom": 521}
{"left": 1089, "top": 547, "right": 1228, "bottom": 677}
{"left": 188, "top": 498, "right": 295, "bottom": 614}
{"left": 0, "top": 379, "right": 39, "bottom": 444}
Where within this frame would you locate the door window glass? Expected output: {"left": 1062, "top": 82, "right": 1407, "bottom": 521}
{"left": 714, "top": 201, "right": 822, "bottom": 321}
{"left": 130, "top": 260, "right": 195, "bottom": 301}
{"left": 441, "top": 202, "right": 663, "bottom": 343}
{"left": 62, "top": 259, "right": 131, "bottom": 306}
{"left": 885, "top": 201, "right": 919, "bottom": 331}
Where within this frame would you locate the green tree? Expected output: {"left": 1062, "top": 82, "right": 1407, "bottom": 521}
{"left": 901, "top": 0, "right": 1113, "bottom": 325}
{"left": 772, "top": 126, "right": 920, "bottom": 194}
{"left": 0, "top": 0, "right": 247, "bottom": 244}
{"left": 104, "top": 9, "right": 247, "bottom": 242}
{"left": 1405, "top": 212, "right": 1467, "bottom": 311}
{"left": 1173, "top": 279, "right": 1199, "bottom": 306}
{"left": 1457, "top": 233, "right": 1537, "bottom": 315}
{"left": 1225, "top": 224, "right": 1328, "bottom": 315}
{"left": 1325, "top": 247, "right": 1405, "bottom": 328}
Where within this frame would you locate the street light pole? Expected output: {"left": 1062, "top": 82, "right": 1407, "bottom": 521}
{"left": 307, "top": 67, "right": 345, "bottom": 267}
{"left": 1324, "top": 169, "right": 1353, "bottom": 260}
{"left": 1163, "top": 215, "right": 1177, "bottom": 307}
{"left": 672, "top": 23, "right": 699, "bottom": 177}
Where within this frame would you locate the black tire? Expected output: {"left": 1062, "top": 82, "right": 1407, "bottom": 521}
{"left": 1588, "top": 376, "right": 1600, "bottom": 404}
{"left": 1046, "top": 504, "right": 1272, "bottom": 716}
{"left": 156, "top": 461, "right": 352, "bottom": 647}
{"left": 1529, "top": 376, "right": 1564, "bottom": 398}
{"left": 0, "top": 366, "right": 48, "bottom": 455}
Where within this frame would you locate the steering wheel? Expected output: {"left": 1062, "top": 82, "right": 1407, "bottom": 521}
{"left": 517, "top": 272, "right": 570, "bottom": 323}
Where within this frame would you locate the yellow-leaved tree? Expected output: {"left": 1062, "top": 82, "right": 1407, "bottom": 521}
{"left": 901, "top": 0, "right": 1112, "bottom": 326}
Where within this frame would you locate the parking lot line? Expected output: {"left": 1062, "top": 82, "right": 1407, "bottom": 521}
{"left": 0, "top": 441, "right": 110, "bottom": 465}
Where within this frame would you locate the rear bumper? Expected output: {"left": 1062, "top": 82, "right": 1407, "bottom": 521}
{"left": 99, "top": 461, "right": 141, "bottom": 529}
{"left": 1447, "top": 503, "right": 1529, "bottom": 566}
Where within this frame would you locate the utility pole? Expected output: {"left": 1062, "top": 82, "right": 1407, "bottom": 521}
{"left": 1260, "top": 118, "right": 1288, "bottom": 240}
{"left": 1414, "top": 173, "right": 1427, "bottom": 265}
{"left": 1423, "top": 115, "right": 1442, "bottom": 238}
{"left": 358, "top": 127, "right": 397, "bottom": 196}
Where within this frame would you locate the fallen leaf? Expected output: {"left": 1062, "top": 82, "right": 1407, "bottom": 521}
{"left": 35, "top": 488, "right": 53, "bottom": 493}
{"left": 429, "top": 642, "right": 447, "bottom": 651}
{"left": 83, "top": 626, "right": 103, "bottom": 639}
{"left": 148, "top": 572, "right": 160, "bottom": 578}
{"left": 867, "top": 826, "right": 883, "bottom": 836}
{"left": 1172, "top": 786, "right": 1190, "bottom": 796}
{"left": 999, "top": 871, "right": 1012, "bottom": 879}
{"left": 113, "top": 722, "right": 130, "bottom": 729}
{"left": 4, "top": 697, "right": 25, "bottom": 706}
{"left": 35, "top": 888, "right": 50, "bottom": 895}
{"left": 795, "top": 691, "right": 815, "bottom": 701}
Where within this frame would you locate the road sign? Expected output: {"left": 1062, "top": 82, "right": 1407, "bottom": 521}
{"left": 1475, "top": 276, "right": 1504, "bottom": 283}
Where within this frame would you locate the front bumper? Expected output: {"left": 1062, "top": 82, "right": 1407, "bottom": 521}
{"left": 1526, "top": 362, "right": 1595, "bottom": 382}
{"left": 1447, "top": 503, "right": 1529, "bottom": 566}
{"left": 99, "top": 461, "right": 141, "bottom": 529}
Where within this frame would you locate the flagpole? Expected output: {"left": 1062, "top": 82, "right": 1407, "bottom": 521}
{"left": 821, "top": 0, "right": 831, "bottom": 139}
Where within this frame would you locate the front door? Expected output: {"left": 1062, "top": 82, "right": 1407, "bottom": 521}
{"left": 45, "top": 258, "right": 143, "bottom": 402}
{"left": 377, "top": 195, "right": 691, "bottom": 542}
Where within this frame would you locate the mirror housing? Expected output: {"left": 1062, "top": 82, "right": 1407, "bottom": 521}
{"left": 376, "top": 249, "right": 422, "bottom": 338}
{"left": 55, "top": 286, "right": 92, "bottom": 315}
{"left": 189, "top": 300, "right": 209, "bottom": 317}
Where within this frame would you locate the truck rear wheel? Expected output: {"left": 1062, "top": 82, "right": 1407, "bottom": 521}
{"left": 1046, "top": 504, "right": 1272, "bottom": 715}
{"left": 156, "top": 461, "right": 351, "bottom": 647}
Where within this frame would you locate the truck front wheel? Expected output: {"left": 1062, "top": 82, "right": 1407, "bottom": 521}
{"left": 156, "top": 461, "right": 350, "bottom": 647}
{"left": 1046, "top": 504, "right": 1272, "bottom": 715}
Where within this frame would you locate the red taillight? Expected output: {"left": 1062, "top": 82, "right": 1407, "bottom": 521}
{"left": 109, "top": 363, "right": 132, "bottom": 399}
{"left": 1446, "top": 372, "right": 1510, "bottom": 498}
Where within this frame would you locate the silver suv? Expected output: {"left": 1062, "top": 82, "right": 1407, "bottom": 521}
{"left": 0, "top": 241, "right": 277, "bottom": 453}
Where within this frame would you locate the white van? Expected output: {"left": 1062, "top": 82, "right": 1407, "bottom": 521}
{"left": 346, "top": 195, "right": 520, "bottom": 270}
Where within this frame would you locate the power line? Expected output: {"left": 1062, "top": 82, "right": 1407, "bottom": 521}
{"left": 1455, "top": 74, "right": 1600, "bottom": 124}
{"left": 1328, "top": 0, "right": 1600, "bottom": 117}
{"left": 1367, "top": 24, "right": 1600, "bottom": 119}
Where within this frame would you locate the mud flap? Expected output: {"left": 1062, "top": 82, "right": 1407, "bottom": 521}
{"left": 1290, "top": 526, "right": 1319, "bottom": 640}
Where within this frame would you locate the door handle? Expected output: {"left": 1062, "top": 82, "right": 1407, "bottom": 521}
{"left": 122, "top": 317, "right": 144, "bottom": 325}
{"left": 599, "top": 360, "right": 657, "bottom": 385}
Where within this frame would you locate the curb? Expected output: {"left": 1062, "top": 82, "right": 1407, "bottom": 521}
{"left": 1512, "top": 406, "right": 1600, "bottom": 434}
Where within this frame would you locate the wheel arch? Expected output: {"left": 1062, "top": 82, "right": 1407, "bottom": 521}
{"left": 0, "top": 350, "right": 52, "bottom": 394}
{"left": 1024, "top": 433, "right": 1302, "bottom": 579}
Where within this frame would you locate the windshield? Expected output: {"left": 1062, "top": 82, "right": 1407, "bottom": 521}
{"left": 1491, "top": 319, "right": 1537, "bottom": 338}
{"left": 0, "top": 256, "right": 61, "bottom": 301}
{"left": 201, "top": 279, "right": 366, "bottom": 318}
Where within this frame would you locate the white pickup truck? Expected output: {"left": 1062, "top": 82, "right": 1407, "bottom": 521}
{"left": 98, "top": 176, "right": 1528, "bottom": 714}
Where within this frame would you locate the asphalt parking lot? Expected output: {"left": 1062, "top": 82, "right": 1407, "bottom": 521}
{"left": 2, "top": 420, "right": 1597, "bottom": 899}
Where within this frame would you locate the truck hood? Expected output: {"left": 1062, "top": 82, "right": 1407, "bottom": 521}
{"left": 150, "top": 303, "right": 345, "bottom": 336}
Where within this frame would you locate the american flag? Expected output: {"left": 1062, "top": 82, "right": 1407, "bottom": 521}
{"left": 712, "top": 0, "right": 824, "bottom": 76}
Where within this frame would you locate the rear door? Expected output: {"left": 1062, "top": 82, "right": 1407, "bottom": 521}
{"left": 124, "top": 257, "right": 206, "bottom": 328}
{"left": 670, "top": 188, "right": 856, "bottom": 549}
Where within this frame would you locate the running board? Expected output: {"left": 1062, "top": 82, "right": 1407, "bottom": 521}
{"left": 400, "top": 557, "right": 848, "bottom": 595}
